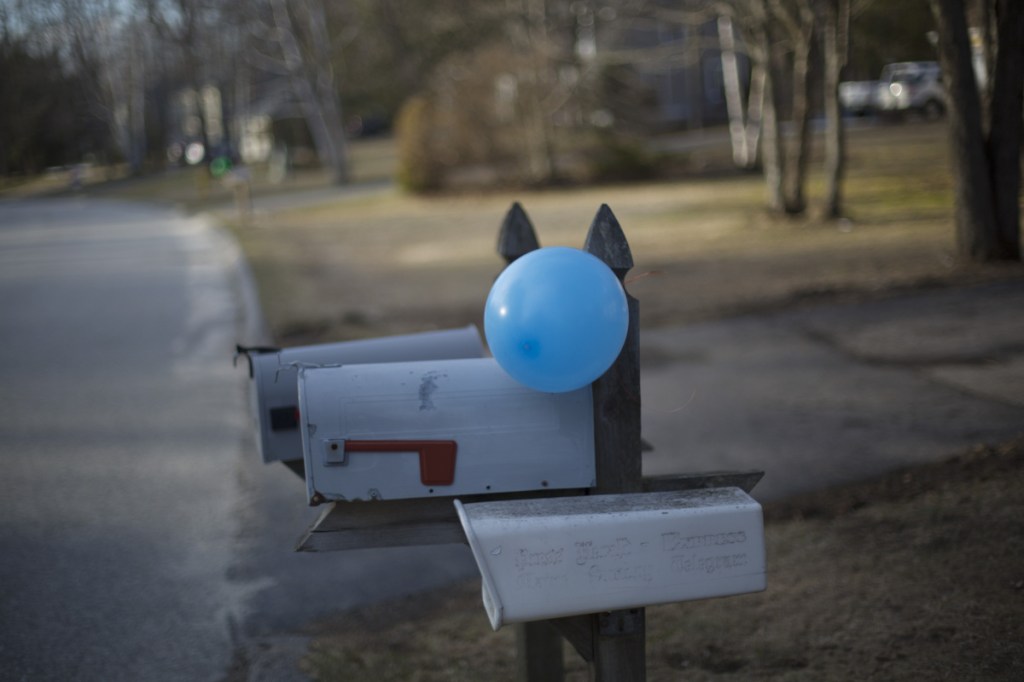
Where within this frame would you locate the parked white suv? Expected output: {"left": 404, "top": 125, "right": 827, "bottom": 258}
{"left": 839, "top": 80, "right": 880, "bottom": 116}
{"left": 875, "top": 61, "right": 945, "bottom": 120}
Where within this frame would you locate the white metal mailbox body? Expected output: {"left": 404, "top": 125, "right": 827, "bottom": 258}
{"left": 455, "top": 488, "right": 766, "bottom": 630}
{"left": 298, "top": 357, "right": 596, "bottom": 503}
{"left": 250, "top": 326, "right": 484, "bottom": 463}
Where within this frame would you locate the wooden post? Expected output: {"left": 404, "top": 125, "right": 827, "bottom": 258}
{"left": 584, "top": 204, "right": 646, "bottom": 681}
{"left": 497, "top": 202, "right": 565, "bottom": 682}
{"left": 497, "top": 201, "right": 540, "bottom": 262}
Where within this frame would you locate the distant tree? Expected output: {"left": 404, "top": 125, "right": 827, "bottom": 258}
{"left": 145, "top": 0, "right": 227, "bottom": 160}
{"left": 846, "top": 0, "right": 935, "bottom": 80}
{"left": 770, "top": 0, "right": 816, "bottom": 215}
{"left": 343, "top": 0, "right": 500, "bottom": 118}
{"left": 12, "top": 0, "right": 151, "bottom": 173}
{"left": 929, "top": 0, "right": 1022, "bottom": 261}
{"left": 821, "top": 0, "right": 851, "bottom": 219}
{"left": 271, "top": 0, "right": 350, "bottom": 184}
{"left": 718, "top": 13, "right": 765, "bottom": 171}
{"left": 239, "top": 0, "right": 351, "bottom": 184}
{"left": 0, "top": 28, "right": 94, "bottom": 174}
{"left": 717, "top": 0, "right": 816, "bottom": 215}
{"left": 390, "top": 0, "right": 597, "bottom": 188}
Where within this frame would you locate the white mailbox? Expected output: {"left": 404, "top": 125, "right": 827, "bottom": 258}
{"left": 247, "top": 326, "right": 484, "bottom": 464}
{"left": 455, "top": 488, "right": 766, "bottom": 630}
{"left": 297, "top": 357, "right": 596, "bottom": 503}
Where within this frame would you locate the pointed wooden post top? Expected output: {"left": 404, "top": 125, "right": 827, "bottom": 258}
{"left": 497, "top": 202, "right": 540, "bottom": 264}
{"left": 583, "top": 204, "right": 633, "bottom": 278}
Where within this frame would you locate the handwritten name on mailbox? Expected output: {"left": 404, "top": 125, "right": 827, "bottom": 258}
{"left": 455, "top": 488, "right": 766, "bottom": 630}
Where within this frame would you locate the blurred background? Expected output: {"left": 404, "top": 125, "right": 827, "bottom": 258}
{"left": 0, "top": 0, "right": 955, "bottom": 196}
{"left": 2, "top": 1, "right": 1023, "bottom": 681}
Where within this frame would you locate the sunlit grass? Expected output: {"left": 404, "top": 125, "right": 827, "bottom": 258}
{"left": 65, "top": 120, "right": 1012, "bottom": 344}
{"left": 220, "top": 121, "right": 982, "bottom": 344}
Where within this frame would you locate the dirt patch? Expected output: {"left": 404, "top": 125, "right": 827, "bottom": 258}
{"left": 301, "top": 438, "right": 1024, "bottom": 681}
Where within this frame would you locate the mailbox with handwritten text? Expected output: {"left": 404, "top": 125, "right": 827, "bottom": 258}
{"left": 456, "top": 488, "right": 766, "bottom": 629}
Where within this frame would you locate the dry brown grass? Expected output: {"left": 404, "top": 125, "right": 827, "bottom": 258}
{"left": 229, "top": 122, "right": 1020, "bottom": 349}
{"left": 222, "top": 122, "right": 1024, "bottom": 681}
{"left": 302, "top": 439, "right": 1024, "bottom": 681}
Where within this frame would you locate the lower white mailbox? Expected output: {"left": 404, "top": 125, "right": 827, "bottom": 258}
{"left": 298, "top": 357, "right": 596, "bottom": 503}
{"left": 455, "top": 487, "right": 766, "bottom": 630}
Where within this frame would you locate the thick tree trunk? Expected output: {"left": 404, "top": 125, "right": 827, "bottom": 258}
{"left": 822, "top": 0, "right": 849, "bottom": 219}
{"left": 987, "top": 0, "right": 1024, "bottom": 259}
{"left": 782, "top": 39, "right": 812, "bottom": 215}
{"left": 930, "top": 0, "right": 1000, "bottom": 260}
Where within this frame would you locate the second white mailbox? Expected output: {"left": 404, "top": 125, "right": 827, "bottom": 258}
{"left": 298, "top": 357, "right": 596, "bottom": 503}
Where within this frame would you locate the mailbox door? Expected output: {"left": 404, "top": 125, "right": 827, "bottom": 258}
{"left": 299, "top": 358, "right": 596, "bottom": 502}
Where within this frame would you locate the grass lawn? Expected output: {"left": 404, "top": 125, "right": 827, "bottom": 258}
{"left": 302, "top": 439, "right": 1023, "bottom": 681}
{"left": 223, "top": 122, "right": 1020, "bottom": 348}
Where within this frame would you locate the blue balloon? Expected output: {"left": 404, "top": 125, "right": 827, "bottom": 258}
{"left": 485, "top": 246, "right": 629, "bottom": 393}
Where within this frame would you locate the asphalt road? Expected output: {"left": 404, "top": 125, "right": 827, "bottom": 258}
{"left": 0, "top": 198, "right": 476, "bottom": 682}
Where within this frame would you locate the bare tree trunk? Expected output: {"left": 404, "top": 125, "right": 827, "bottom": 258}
{"left": 270, "top": 0, "right": 350, "bottom": 185}
{"left": 782, "top": 37, "right": 812, "bottom": 215}
{"left": 929, "top": 0, "right": 1000, "bottom": 260}
{"left": 756, "top": 15, "right": 785, "bottom": 212}
{"left": 718, "top": 14, "right": 756, "bottom": 169}
{"left": 129, "top": 25, "right": 147, "bottom": 174}
{"left": 822, "top": 0, "right": 849, "bottom": 219}
{"left": 521, "top": 0, "right": 558, "bottom": 184}
{"left": 772, "top": 0, "right": 815, "bottom": 216}
{"left": 300, "top": 0, "right": 351, "bottom": 184}
{"left": 744, "top": 63, "right": 766, "bottom": 168}
{"left": 987, "top": 0, "right": 1024, "bottom": 259}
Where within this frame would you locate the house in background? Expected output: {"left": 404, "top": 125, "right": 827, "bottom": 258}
{"left": 581, "top": 4, "right": 741, "bottom": 132}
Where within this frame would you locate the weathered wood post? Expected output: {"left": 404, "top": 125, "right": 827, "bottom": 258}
{"left": 497, "top": 202, "right": 645, "bottom": 681}
{"left": 497, "top": 202, "right": 567, "bottom": 682}
{"left": 584, "top": 204, "right": 646, "bottom": 681}
{"left": 291, "top": 201, "right": 765, "bottom": 678}
{"left": 497, "top": 201, "right": 540, "bottom": 266}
